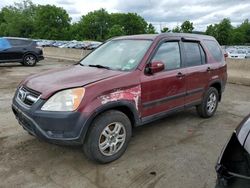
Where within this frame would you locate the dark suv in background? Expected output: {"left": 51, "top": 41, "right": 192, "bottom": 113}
{"left": 12, "top": 33, "right": 227, "bottom": 163}
{"left": 0, "top": 37, "right": 44, "bottom": 66}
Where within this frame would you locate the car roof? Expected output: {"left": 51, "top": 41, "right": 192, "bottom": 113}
{"left": 3, "top": 37, "right": 32, "bottom": 41}
{"left": 114, "top": 33, "right": 215, "bottom": 41}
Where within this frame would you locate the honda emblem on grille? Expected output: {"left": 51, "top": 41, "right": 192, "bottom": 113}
{"left": 19, "top": 90, "right": 27, "bottom": 102}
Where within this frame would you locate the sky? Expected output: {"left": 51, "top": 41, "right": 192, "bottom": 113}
{"left": 1, "top": 0, "right": 250, "bottom": 31}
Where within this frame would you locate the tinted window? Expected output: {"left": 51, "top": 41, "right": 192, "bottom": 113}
{"left": 7, "top": 39, "right": 31, "bottom": 46}
{"left": 204, "top": 40, "right": 223, "bottom": 62}
{"left": 152, "top": 42, "right": 181, "bottom": 70}
{"left": 183, "top": 42, "right": 204, "bottom": 67}
{"left": 0, "top": 38, "right": 11, "bottom": 51}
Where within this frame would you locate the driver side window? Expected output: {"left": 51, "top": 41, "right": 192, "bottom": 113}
{"left": 152, "top": 42, "right": 181, "bottom": 70}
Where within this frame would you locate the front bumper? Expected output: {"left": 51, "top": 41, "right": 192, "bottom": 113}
{"left": 12, "top": 95, "right": 88, "bottom": 145}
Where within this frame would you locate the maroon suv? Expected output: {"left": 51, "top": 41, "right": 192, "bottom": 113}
{"left": 12, "top": 33, "right": 227, "bottom": 163}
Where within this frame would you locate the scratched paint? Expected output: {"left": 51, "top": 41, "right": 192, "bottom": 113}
{"left": 99, "top": 85, "right": 141, "bottom": 110}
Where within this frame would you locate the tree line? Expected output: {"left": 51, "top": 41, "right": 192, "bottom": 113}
{"left": 0, "top": 0, "right": 155, "bottom": 41}
{"left": 0, "top": 0, "right": 249, "bottom": 45}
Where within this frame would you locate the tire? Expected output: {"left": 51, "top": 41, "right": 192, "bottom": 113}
{"left": 23, "top": 54, "right": 37, "bottom": 66}
{"left": 216, "top": 177, "right": 228, "bottom": 187}
{"left": 83, "top": 110, "right": 132, "bottom": 163}
{"left": 196, "top": 87, "right": 219, "bottom": 118}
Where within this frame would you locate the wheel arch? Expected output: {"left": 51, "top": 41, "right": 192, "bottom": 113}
{"left": 80, "top": 101, "right": 140, "bottom": 143}
{"left": 22, "top": 52, "right": 38, "bottom": 61}
{"left": 209, "top": 80, "right": 222, "bottom": 101}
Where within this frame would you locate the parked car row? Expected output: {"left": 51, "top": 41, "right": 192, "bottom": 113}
{"left": 225, "top": 46, "right": 250, "bottom": 59}
{"left": 35, "top": 39, "right": 102, "bottom": 50}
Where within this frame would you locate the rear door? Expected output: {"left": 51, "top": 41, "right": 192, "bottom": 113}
{"left": 140, "top": 39, "right": 186, "bottom": 118}
{"left": 5, "top": 39, "right": 29, "bottom": 60}
{"left": 181, "top": 41, "right": 209, "bottom": 105}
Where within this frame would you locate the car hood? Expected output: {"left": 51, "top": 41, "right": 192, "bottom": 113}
{"left": 22, "top": 65, "right": 125, "bottom": 99}
{"left": 236, "top": 115, "right": 250, "bottom": 152}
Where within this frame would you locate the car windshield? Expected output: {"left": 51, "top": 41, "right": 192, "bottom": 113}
{"left": 80, "top": 39, "right": 152, "bottom": 71}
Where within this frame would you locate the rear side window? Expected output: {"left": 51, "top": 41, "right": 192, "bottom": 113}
{"left": 204, "top": 40, "right": 223, "bottom": 62}
{"left": 7, "top": 39, "right": 31, "bottom": 46}
{"left": 152, "top": 42, "right": 181, "bottom": 70}
{"left": 183, "top": 42, "right": 205, "bottom": 67}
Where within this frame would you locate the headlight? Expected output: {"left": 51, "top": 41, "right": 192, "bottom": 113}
{"left": 41, "top": 88, "right": 85, "bottom": 111}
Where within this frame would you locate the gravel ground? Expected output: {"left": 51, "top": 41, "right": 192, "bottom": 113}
{"left": 0, "top": 59, "right": 250, "bottom": 188}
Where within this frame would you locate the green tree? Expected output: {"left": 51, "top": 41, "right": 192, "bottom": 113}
{"left": 69, "top": 22, "right": 83, "bottom": 40}
{"left": 216, "top": 18, "right": 233, "bottom": 45}
{"left": 172, "top": 25, "right": 181, "bottom": 33}
{"left": 180, "top": 20, "right": 194, "bottom": 33}
{"left": 32, "top": 5, "right": 71, "bottom": 40}
{"left": 78, "top": 9, "right": 111, "bottom": 41}
{"left": 231, "top": 30, "right": 245, "bottom": 45}
{"left": 206, "top": 24, "right": 218, "bottom": 38}
{"left": 108, "top": 24, "right": 125, "bottom": 38}
{"left": 0, "top": 0, "right": 36, "bottom": 37}
{"left": 146, "top": 23, "right": 157, "bottom": 34}
{"left": 237, "top": 19, "right": 250, "bottom": 43}
{"left": 161, "top": 27, "right": 170, "bottom": 33}
{"left": 206, "top": 18, "right": 233, "bottom": 45}
{"left": 117, "top": 13, "right": 148, "bottom": 35}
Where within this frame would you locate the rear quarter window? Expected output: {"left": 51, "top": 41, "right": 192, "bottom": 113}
{"left": 204, "top": 40, "right": 223, "bottom": 62}
{"left": 7, "top": 39, "right": 32, "bottom": 47}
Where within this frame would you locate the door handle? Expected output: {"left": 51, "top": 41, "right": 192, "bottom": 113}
{"left": 176, "top": 72, "right": 185, "bottom": 78}
{"left": 207, "top": 67, "right": 211, "bottom": 72}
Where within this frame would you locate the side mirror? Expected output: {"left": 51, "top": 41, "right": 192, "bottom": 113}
{"left": 147, "top": 61, "right": 165, "bottom": 74}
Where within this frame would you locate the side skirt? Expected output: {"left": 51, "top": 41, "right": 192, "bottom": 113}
{"left": 138, "top": 100, "right": 201, "bottom": 126}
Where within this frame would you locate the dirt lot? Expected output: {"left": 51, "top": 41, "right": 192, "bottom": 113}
{"left": 0, "top": 59, "right": 250, "bottom": 188}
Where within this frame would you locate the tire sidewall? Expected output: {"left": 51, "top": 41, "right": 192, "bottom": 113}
{"left": 23, "top": 54, "right": 37, "bottom": 66}
{"left": 204, "top": 87, "right": 219, "bottom": 117}
{"left": 85, "top": 111, "right": 132, "bottom": 163}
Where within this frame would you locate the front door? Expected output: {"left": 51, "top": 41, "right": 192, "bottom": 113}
{"left": 140, "top": 40, "right": 186, "bottom": 118}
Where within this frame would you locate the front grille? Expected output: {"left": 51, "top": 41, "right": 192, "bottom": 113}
{"left": 17, "top": 86, "right": 41, "bottom": 107}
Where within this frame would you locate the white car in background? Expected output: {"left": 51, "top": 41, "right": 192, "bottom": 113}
{"left": 246, "top": 49, "right": 250, "bottom": 58}
{"left": 228, "top": 49, "right": 247, "bottom": 59}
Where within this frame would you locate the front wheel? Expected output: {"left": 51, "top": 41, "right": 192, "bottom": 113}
{"left": 83, "top": 110, "right": 132, "bottom": 163}
{"left": 23, "top": 54, "right": 37, "bottom": 66}
{"left": 196, "top": 87, "right": 219, "bottom": 118}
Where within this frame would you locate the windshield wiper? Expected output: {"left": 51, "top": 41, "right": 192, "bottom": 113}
{"left": 88, "top": 64, "right": 110, "bottom": 69}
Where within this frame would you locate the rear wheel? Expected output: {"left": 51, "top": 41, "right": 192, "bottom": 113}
{"left": 23, "top": 54, "right": 37, "bottom": 66}
{"left": 196, "top": 87, "right": 219, "bottom": 118}
{"left": 83, "top": 110, "right": 132, "bottom": 163}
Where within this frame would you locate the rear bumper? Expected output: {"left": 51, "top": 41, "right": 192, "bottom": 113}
{"left": 37, "top": 55, "right": 44, "bottom": 62}
{"left": 12, "top": 96, "right": 88, "bottom": 145}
